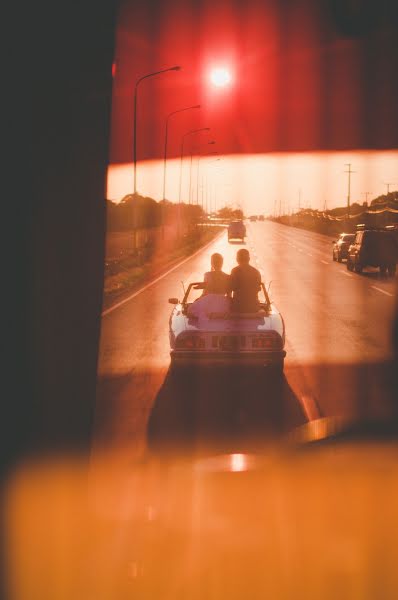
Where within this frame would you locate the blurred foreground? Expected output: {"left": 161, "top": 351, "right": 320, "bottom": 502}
{"left": 6, "top": 431, "right": 398, "bottom": 600}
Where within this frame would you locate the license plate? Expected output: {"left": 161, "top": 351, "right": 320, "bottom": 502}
{"left": 219, "top": 336, "right": 239, "bottom": 350}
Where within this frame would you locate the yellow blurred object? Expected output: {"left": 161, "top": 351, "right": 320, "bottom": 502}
{"left": 5, "top": 441, "right": 398, "bottom": 600}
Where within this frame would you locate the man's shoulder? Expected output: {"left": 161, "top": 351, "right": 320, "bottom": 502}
{"left": 248, "top": 264, "right": 261, "bottom": 277}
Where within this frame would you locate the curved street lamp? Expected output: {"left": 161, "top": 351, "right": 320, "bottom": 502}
{"left": 198, "top": 150, "right": 218, "bottom": 210}
{"left": 178, "top": 127, "right": 210, "bottom": 205}
{"left": 177, "top": 127, "right": 210, "bottom": 236}
{"left": 206, "top": 157, "right": 222, "bottom": 214}
{"left": 133, "top": 65, "right": 181, "bottom": 195}
{"left": 193, "top": 141, "right": 216, "bottom": 206}
{"left": 163, "top": 104, "right": 201, "bottom": 203}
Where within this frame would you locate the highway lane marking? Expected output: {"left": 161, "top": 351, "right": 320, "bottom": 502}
{"left": 320, "top": 260, "right": 329, "bottom": 265}
{"left": 371, "top": 286, "right": 394, "bottom": 297}
{"left": 102, "top": 231, "right": 224, "bottom": 317}
{"left": 341, "top": 271, "right": 353, "bottom": 277}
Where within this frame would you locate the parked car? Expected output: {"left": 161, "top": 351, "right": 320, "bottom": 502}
{"left": 346, "top": 227, "right": 397, "bottom": 276}
{"left": 228, "top": 220, "right": 246, "bottom": 242}
{"left": 385, "top": 224, "right": 398, "bottom": 246}
{"left": 332, "top": 233, "right": 355, "bottom": 262}
{"left": 168, "top": 282, "right": 286, "bottom": 372}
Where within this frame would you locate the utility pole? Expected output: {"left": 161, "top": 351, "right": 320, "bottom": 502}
{"left": 344, "top": 163, "right": 355, "bottom": 218}
{"left": 188, "top": 152, "right": 193, "bottom": 204}
{"left": 383, "top": 182, "right": 393, "bottom": 195}
{"left": 361, "top": 191, "right": 371, "bottom": 206}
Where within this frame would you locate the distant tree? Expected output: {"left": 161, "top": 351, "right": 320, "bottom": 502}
{"left": 217, "top": 207, "right": 244, "bottom": 220}
{"left": 217, "top": 207, "right": 233, "bottom": 219}
{"left": 106, "top": 195, "right": 204, "bottom": 231}
{"left": 371, "top": 191, "right": 398, "bottom": 206}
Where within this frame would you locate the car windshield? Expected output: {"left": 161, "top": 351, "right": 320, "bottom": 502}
{"left": 184, "top": 283, "right": 208, "bottom": 304}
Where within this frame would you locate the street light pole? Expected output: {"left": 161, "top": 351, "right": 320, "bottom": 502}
{"left": 189, "top": 152, "right": 194, "bottom": 205}
{"left": 197, "top": 151, "right": 218, "bottom": 215}
{"left": 178, "top": 128, "right": 210, "bottom": 205}
{"left": 209, "top": 158, "right": 221, "bottom": 213}
{"left": 177, "top": 127, "right": 210, "bottom": 235}
{"left": 133, "top": 65, "right": 181, "bottom": 195}
{"left": 161, "top": 104, "right": 200, "bottom": 240}
{"left": 193, "top": 141, "right": 215, "bottom": 206}
{"left": 162, "top": 104, "right": 200, "bottom": 203}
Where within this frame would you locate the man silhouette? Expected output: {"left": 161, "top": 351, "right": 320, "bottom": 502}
{"left": 230, "top": 248, "right": 261, "bottom": 313}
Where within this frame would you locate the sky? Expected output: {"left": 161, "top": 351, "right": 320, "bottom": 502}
{"left": 107, "top": 150, "right": 398, "bottom": 215}
{"left": 109, "top": 1, "right": 398, "bottom": 166}
{"left": 106, "top": 1, "right": 398, "bottom": 214}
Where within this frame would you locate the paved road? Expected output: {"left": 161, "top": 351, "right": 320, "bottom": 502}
{"left": 94, "top": 221, "right": 397, "bottom": 461}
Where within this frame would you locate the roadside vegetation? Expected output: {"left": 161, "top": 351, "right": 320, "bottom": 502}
{"left": 269, "top": 191, "right": 398, "bottom": 236}
{"left": 103, "top": 194, "right": 223, "bottom": 308}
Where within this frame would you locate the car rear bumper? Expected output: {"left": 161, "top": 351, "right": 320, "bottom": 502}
{"left": 170, "top": 350, "right": 286, "bottom": 366}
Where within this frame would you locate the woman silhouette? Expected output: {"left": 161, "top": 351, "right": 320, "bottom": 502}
{"left": 188, "top": 253, "right": 230, "bottom": 319}
{"left": 203, "top": 253, "right": 230, "bottom": 295}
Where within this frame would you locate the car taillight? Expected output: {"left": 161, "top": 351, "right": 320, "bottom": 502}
{"left": 176, "top": 335, "right": 205, "bottom": 349}
{"left": 252, "top": 333, "right": 282, "bottom": 349}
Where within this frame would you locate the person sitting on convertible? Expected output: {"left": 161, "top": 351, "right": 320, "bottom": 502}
{"left": 188, "top": 253, "right": 230, "bottom": 319}
{"left": 203, "top": 252, "right": 230, "bottom": 295}
{"left": 230, "top": 248, "right": 261, "bottom": 313}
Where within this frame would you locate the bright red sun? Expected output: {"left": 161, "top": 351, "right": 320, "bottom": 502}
{"left": 210, "top": 67, "right": 232, "bottom": 87}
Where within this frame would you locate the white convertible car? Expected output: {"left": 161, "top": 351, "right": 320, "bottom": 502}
{"left": 168, "top": 282, "right": 286, "bottom": 372}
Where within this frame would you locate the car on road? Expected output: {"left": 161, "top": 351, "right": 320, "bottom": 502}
{"left": 332, "top": 233, "right": 355, "bottom": 262}
{"left": 249, "top": 215, "right": 257, "bottom": 222}
{"left": 346, "top": 227, "right": 397, "bottom": 276}
{"left": 168, "top": 282, "right": 286, "bottom": 372}
{"left": 258, "top": 215, "right": 265, "bottom": 221}
{"left": 228, "top": 220, "right": 246, "bottom": 242}
{"left": 385, "top": 223, "right": 398, "bottom": 245}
